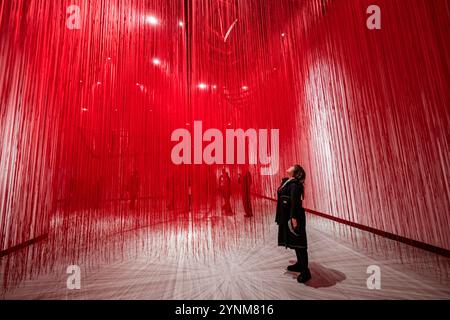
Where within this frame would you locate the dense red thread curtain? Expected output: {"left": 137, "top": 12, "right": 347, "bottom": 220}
{"left": 0, "top": 0, "right": 449, "bottom": 288}
{"left": 281, "top": 0, "right": 450, "bottom": 250}
{"left": 0, "top": 0, "right": 296, "bottom": 287}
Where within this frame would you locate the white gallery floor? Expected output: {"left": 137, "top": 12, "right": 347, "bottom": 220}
{"left": 1, "top": 198, "right": 449, "bottom": 300}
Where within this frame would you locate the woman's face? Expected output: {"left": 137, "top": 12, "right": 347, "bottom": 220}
{"left": 286, "top": 166, "right": 295, "bottom": 177}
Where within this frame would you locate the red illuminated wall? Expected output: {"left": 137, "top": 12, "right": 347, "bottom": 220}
{"left": 279, "top": 0, "right": 450, "bottom": 250}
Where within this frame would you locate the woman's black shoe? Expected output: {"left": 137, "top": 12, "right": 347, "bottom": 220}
{"left": 297, "top": 269, "right": 312, "bottom": 283}
{"left": 287, "top": 263, "right": 302, "bottom": 272}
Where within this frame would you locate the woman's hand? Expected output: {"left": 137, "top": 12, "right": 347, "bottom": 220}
{"left": 291, "top": 218, "right": 298, "bottom": 229}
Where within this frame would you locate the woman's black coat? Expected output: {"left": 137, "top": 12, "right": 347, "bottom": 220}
{"left": 276, "top": 178, "right": 307, "bottom": 249}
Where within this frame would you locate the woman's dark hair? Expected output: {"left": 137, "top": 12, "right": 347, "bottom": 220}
{"left": 293, "top": 165, "right": 306, "bottom": 184}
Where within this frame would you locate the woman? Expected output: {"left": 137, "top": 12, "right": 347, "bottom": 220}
{"left": 275, "top": 165, "right": 311, "bottom": 283}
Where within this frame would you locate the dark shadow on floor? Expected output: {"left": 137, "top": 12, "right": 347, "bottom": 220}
{"left": 285, "top": 261, "right": 346, "bottom": 288}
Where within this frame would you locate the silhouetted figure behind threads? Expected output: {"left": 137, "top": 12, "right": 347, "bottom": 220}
{"left": 127, "top": 170, "right": 140, "bottom": 210}
{"left": 93, "top": 176, "right": 103, "bottom": 209}
{"left": 165, "top": 174, "right": 175, "bottom": 211}
{"left": 65, "top": 177, "right": 77, "bottom": 209}
{"left": 275, "top": 164, "right": 311, "bottom": 284}
{"left": 188, "top": 179, "right": 192, "bottom": 213}
{"left": 239, "top": 170, "right": 253, "bottom": 218}
{"left": 219, "top": 168, "right": 233, "bottom": 215}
